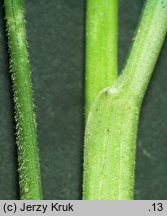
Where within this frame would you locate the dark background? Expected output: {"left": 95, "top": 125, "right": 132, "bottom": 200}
{"left": 0, "top": 0, "right": 167, "bottom": 200}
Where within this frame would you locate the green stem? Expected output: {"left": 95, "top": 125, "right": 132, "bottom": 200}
{"left": 121, "top": 0, "right": 167, "bottom": 103}
{"left": 83, "top": 0, "right": 167, "bottom": 200}
{"left": 4, "top": 0, "right": 43, "bottom": 199}
{"left": 85, "top": 0, "right": 118, "bottom": 119}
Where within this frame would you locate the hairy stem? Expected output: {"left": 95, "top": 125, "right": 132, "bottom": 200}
{"left": 121, "top": 0, "right": 167, "bottom": 103}
{"left": 85, "top": 0, "right": 118, "bottom": 118}
{"left": 83, "top": 0, "right": 167, "bottom": 200}
{"left": 4, "top": 0, "right": 43, "bottom": 199}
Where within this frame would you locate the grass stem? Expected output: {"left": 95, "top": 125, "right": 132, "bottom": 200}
{"left": 83, "top": 0, "right": 167, "bottom": 200}
{"left": 4, "top": 0, "right": 43, "bottom": 200}
{"left": 85, "top": 0, "right": 118, "bottom": 118}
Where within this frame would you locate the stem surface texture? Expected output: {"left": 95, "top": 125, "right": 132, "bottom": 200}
{"left": 5, "top": 0, "right": 43, "bottom": 200}
{"left": 83, "top": 0, "right": 167, "bottom": 200}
